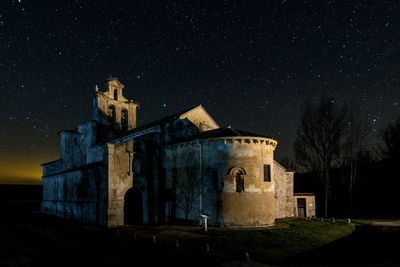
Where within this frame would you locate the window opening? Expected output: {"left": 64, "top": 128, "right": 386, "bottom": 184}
{"left": 264, "top": 164, "right": 271, "bottom": 182}
{"left": 236, "top": 171, "right": 244, "bottom": 192}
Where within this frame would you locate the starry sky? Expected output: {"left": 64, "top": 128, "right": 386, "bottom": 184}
{"left": 1, "top": 0, "right": 399, "bottom": 184}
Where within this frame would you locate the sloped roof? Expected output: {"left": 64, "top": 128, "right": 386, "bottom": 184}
{"left": 110, "top": 106, "right": 273, "bottom": 144}
{"left": 166, "top": 126, "right": 275, "bottom": 145}
{"left": 126, "top": 105, "right": 202, "bottom": 134}
{"left": 107, "top": 105, "right": 220, "bottom": 143}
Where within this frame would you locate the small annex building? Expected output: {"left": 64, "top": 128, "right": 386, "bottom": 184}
{"left": 41, "top": 78, "right": 315, "bottom": 227}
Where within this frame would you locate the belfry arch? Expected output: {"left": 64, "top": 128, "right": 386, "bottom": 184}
{"left": 108, "top": 105, "right": 116, "bottom": 125}
{"left": 121, "top": 109, "right": 128, "bottom": 131}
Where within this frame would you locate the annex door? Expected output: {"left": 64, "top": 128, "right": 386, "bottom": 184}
{"left": 297, "top": 198, "right": 306, "bottom": 217}
{"left": 124, "top": 188, "right": 143, "bottom": 225}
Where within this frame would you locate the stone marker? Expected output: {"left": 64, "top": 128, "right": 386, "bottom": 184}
{"left": 321, "top": 217, "right": 324, "bottom": 222}
{"left": 206, "top": 243, "right": 210, "bottom": 252}
{"left": 200, "top": 214, "right": 209, "bottom": 232}
{"left": 176, "top": 240, "right": 180, "bottom": 248}
{"left": 245, "top": 252, "right": 250, "bottom": 262}
{"left": 347, "top": 218, "right": 351, "bottom": 224}
{"left": 332, "top": 218, "right": 335, "bottom": 223}
{"left": 153, "top": 235, "right": 156, "bottom": 243}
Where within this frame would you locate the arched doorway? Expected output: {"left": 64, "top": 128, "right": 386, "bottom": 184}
{"left": 124, "top": 188, "right": 143, "bottom": 225}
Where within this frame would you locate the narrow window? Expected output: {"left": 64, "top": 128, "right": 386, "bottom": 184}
{"left": 114, "top": 89, "right": 118, "bottom": 100}
{"left": 264, "top": 164, "right": 271, "bottom": 182}
{"left": 236, "top": 171, "right": 244, "bottom": 192}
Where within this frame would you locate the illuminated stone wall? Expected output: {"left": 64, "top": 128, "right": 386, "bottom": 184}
{"left": 274, "top": 161, "right": 296, "bottom": 219}
{"left": 294, "top": 194, "right": 316, "bottom": 217}
{"left": 164, "top": 137, "right": 279, "bottom": 227}
{"left": 106, "top": 141, "right": 134, "bottom": 227}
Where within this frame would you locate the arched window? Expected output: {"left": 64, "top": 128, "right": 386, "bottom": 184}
{"left": 235, "top": 170, "right": 244, "bottom": 192}
{"left": 121, "top": 109, "right": 128, "bottom": 131}
{"left": 227, "top": 167, "right": 246, "bottom": 193}
{"left": 114, "top": 89, "right": 118, "bottom": 100}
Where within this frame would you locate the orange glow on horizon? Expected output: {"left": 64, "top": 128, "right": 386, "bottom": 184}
{"left": 0, "top": 160, "right": 43, "bottom": 185}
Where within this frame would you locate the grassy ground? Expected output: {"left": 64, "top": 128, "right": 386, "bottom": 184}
{"left": 2, "top": 186, "right": 399, "bottom": 265}
{"left": 0, "top": 213, "right": 370, "bottom": 266}
{"left": 207, "top": 218, "right": 356, "bottom": 264}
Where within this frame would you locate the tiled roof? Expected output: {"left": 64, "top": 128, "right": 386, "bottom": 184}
{"left": 196, "top": 126, "right": 272, "bottom": 139}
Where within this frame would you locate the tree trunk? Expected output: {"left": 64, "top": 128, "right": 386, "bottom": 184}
{"left": 324, "top": 167, "right": 330, "bottom": 217}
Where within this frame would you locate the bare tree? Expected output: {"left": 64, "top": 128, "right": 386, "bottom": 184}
{"left": 279, "top": 156, "right": 297, "bottom": 171}
{"left": 175, "top": 167, "right": 201, "bottom": 222}
{"left": 337, "top": 108, "right": 370, "bottom": 207}
{"left": 294, "top": 96, "right": 348, "bottom": 217}
{"left": 382, "top": 117, "right": 400, "bottom": 160}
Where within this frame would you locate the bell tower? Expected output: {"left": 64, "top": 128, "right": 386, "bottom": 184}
{"left": 93, "top": 78, "right": 138, "bottom": 132}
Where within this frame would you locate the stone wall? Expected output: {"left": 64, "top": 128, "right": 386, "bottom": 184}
{"left": 58, "top": 121, "right": 98, "bottom": 169}
{"left": 222, "top": 193, "right": 275, "bottom": 226}
{"left": 164, "top": 136, "right": 278, "bottom": 226}
{"left": 42, "top": 119, "right": 109, "bottom": 225}
{"left": 41, "top": 163, "right": 109, "bottom": 225}
{"left": 107, "top": 141, "right": 134, "bottom": 227}
{"left": 294, "top": 194, "right": 316, "bottom": 217}
{"left": 161, "top": 119, "right": 200, "bottom": 144}
{"left": 274, "top": 161, "right": 296, "bottom": 218}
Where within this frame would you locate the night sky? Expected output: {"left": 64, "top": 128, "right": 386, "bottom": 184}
{"left": 1, "top": 1, "right": 399, "bottom": 184}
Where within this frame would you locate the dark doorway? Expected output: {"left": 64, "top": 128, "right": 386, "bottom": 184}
{"left": 124, "top": 188, "right": 143, "bottom": 225}
{"left": 297, "top": 198, "right": 306, "bottom": 217}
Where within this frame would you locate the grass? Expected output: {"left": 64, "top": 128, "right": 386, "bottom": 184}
{"left": 2, "top": 213, "right": 399, "bottom": 266}
{"left": 202, "top": 218, "right": 356, "bottom": 263}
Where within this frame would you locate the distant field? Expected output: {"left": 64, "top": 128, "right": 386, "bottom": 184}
{"left": 0, "top": 184, "right": 42, "bottom": 202}
{"left": 0, "top": 184, "right": 42, "bottom": 216}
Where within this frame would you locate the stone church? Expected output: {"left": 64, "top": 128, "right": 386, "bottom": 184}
{"left": 41, "top": 78, "right": 315, "bottom": 227}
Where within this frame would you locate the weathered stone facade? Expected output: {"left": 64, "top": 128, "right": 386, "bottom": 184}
{"left": 294, "top": 194, "right": 316, "bottom": 218}
{"left": 41, "top": 78, "right": 315, "bottom": 227}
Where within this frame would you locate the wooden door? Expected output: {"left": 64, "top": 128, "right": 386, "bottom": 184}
{"left": 297, "top": 198, "right": 306, "bottom": 217}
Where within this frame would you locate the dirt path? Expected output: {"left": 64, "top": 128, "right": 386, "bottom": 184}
{"left": 372, "top": 220, "right": 400, "bottom": 227}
